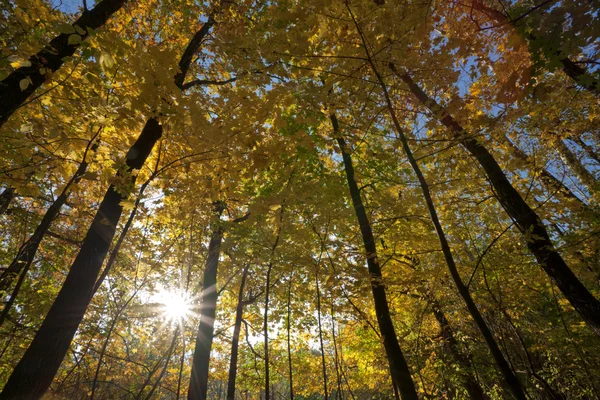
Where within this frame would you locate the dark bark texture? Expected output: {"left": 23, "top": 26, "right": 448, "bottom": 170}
{"left": 332, "top": 114, "right": 419, "bottom": 400}
{"left": 0, "top": 118, "right": 161, "bottom": 399}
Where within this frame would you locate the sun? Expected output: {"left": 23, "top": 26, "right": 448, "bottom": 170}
{"left": 154, "top": 289, "right": 193, "bottom": 323}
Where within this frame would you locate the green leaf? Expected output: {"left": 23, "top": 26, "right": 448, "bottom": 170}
{"left": 19, "top": 78, "right": 30, "bottom": 91}
{"left": 58, "top": 23, "right": 76, "bottom": 34}
{"left": 74, "top": 24, "right": 86, "bottom": 35}
{"left": 68, "top": 34, "right": 82, "bottom": 45}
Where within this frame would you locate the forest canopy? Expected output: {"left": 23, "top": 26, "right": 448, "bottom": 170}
{"left": 0, "top": 0, "right": 599, "bottom": 398}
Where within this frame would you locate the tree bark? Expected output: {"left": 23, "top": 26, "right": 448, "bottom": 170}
{"left": 0, "top": 0, "right": 128, "bottom": 127}
{"left": 394, "top": 68, "right": 600, "bottom": 336}
{"left": 287, "top": 275, "right": 294, "bottom": 400}
{"left": 188, "top": 202, "right": 225, "bottom": 400}
{"left": 0, "top": 118, "right": 162, "bottom": 399}
{"left": 0, "top": 138, "right": 97, "bottom": 299}
{"left": 430, "top": 299, "right": 488, "bottom": 400}
{"left": 316, "top": 273, "right": 329, "bottom": 400}
{"left": 226, "top": 264, "right": 249, "bottom": 400}
{"left": 331, "top": 114, "right": 418, "bottom": 400}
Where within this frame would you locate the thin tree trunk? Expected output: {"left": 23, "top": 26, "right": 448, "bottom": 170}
{"left": 0, "top": 137, "right": 98, "bottom": 326}
{"left": 0, "top": 118, "right": 161, "bottom": 399}
{"left": 331, "top": 114, "right": 418, "bottom": 400}
{"left": 143, "top": 328, "right": 180, "bottom": 400}
{"left": 316, "top": 273, "right": 329, "bottom": 400}
{"left": 188, "top": 202, "right": 225, "bottom": 400}
{"left": 430, "top": 299, "right": 488, "bottom": 400}
{"left": 287, "top": 275, "right": 294, "bottom": 400}
{"left": 375, "top": 64, "right": 526, "bottom": 399}
{"left": 394, "top": 68, "right": 600, "bottom": 336}
{"left": 345, "top": 11, "right": 527, "bottom": 396}
{"left": 330, "top": 303, "right": 343, "bottom": 400}
{"left": 0, "top": 0, "right": 128, "bottom": 127}
{"left": 263, "top": 262, "right": 273, "bottom": 400}
{"left": 226, "top": 264, "right": 249, "bottom": 400}
{"left": 263, "top": 204, "right": 286, "bottom": 400}
{"left": 469, "top": 0, "right": 600, "bottom": 96}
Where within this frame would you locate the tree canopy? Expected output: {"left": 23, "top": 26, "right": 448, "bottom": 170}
{"left": 0, "top": 0, "right": 599, "bottom": 398}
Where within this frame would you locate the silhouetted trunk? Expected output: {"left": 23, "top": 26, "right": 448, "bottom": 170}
{"left": 316, "top": 273, "right": 329, "bottom": 400}
{"left": 226, "top": 265, "right": 249, "bottom": 400}
{"left": 263, "top": 260, "right": 273, "bottom": 400}
{"left": 470, "top": 0, "right": 600, "bottom": 96}
{"left": 287, "top": 275, "right": 294, "bottom": 400}
{"left": 188, "top": 202, "right": 225, "bottom": 400}
{"left": 0, "top": 0, "right": 128, "bottom": 127}
{"left": 144, "top": 329, "right": 179, "bottom": 400}
{"left": 395, "top": 68, "right": 600, "bottom": 336}
{"left": 0, "top": 138, "right": 98, "bottom": 312}
{"left": 330, "top": 303, "right": 343, "bottom": 400}
{"left": 0, "top": 118, "right": 162, "bottom": 399}
{"left": 555, "top": 140, "right": 597, "bottom": 192}
{"left": 0, "top": 188, "right": 14, "bottom": 214}
{"left": 430, "top": 299, "right": 488, "bottom": 400}
{"left": 331, "top": 113, "right": 418, "bottom": 400}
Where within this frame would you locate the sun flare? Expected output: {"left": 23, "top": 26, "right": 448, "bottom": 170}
{"left": 154, "top": 289, "right": 193, "bottom": 323}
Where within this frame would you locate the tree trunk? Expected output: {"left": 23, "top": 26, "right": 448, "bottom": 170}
{"left": 0, "top": 138, "right": 97, "bottom": 300}
{"left": 395, "top": 68, "right": 600, "bottom": 336}
{"left": 0, "top": 0, "right": 128, "bottom": 127}
{"left": 287, "top": 275, "right": 294, "bottom": 400}
{"left": 430, "top": 299, "right": 488, "bottom": 400}
{"left": 331, "top": 114, "right": 418, "bottom": 400}
{"left": 263, "top": 261, "right": 273, "bottom": 400}
{"left": 316, "top": 273, "right": 329, "bottom": 400}
{"left": 469, "top": 0, "right": 600, "bottom": 97}
{"left": 0, "top": 118, "right": 162, "bottom": 399}
{"left": 330, "top": 303, "right": 343, "bottom": 400}
{"left": 226, "top": 265, "right": 249, "bottom": 400}
{"left": 188, "top": 202, "right": 225, "bottom": 400}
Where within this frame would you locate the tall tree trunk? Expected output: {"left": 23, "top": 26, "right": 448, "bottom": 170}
{"left": 345, "top": 11, "right": 527, "bottom": 396}
{"left": 188, "top": 202, "right": 225, "bottom": 400}
{"left": 316, "top": 273, "right": 329, "bottom": 400}
{"left": 0, "top": 118, "right": 162, "bottom": 399}
{"left": 330, "top": 303, "right": 343, "bottom": 400}
{"left": 0, "top": 0, "right": 128, "bottom": 127}
{"left": 0, "top": 137, "right": 98, "bottom": 304}
{"left": 430, "top": 298, "right": 488, "bottom": 400}
{"left": 263, "top": 262, "right": 273, "bottom": 400}
{"left": 393, "top": 68, "right": 600, "bottom": 336}
{"left": 469, "top": 0, "right": 600, "bottom": 96}
{"left": 263, "top": 203, "right": 285, "bottom": 400}
{"left": 331, "top": 113, "right": 418, "bottom": 400}
{"left": 287, "top": 275, "right": 294, "bottom": 400}
{"left": 226, "top": 264, "right": 249, "bottom": 400}
{"left": 143, "top": 328, "right": 180, "bottom": 400}
{"left": 371, "top": 73, "right": 526, "bottom": 399}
